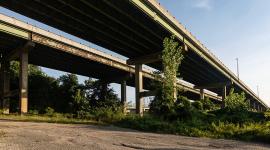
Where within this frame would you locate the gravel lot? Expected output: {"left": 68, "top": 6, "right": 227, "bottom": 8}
{"left": 0, "top": 120, "right": 269, "bottom": 150}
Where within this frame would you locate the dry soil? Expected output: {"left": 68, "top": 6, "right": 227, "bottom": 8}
{"left": 0, "top": 120, "right": 269, "bottom": 150}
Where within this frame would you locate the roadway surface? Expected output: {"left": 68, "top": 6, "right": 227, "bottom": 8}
{"left": 0, "top": 120, "right": 269, "bottom": 150}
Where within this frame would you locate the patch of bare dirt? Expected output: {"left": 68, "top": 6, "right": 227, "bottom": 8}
{"left": 0, "top": 120, "right": 269, "bottom": 150}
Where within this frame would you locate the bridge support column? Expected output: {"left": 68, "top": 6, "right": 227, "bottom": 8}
{"left": 19, "top": 48, "right": 29, "bottom": 114}
{"left": 253, "top": 102, "right": 256, "bottom": 110}
{"left": 257, "top": 104, "right": 260, "bottom": 112}
{"left": 135, "top": 64, "right": 143, "bottom": 116}
{"left": 221, "top": 86, "right": 227, "bottom": 108}
{"left": 0, "top": 60, "right": 10, "bottom": 114}
{"left": 0, "top": 60, "right": 2, "bottom": 110}
{"left": 101, "top": 82, "right": 108, "bottom": 101}
{"left": 247, "top": 99, "right": 251, "bottom": 109}
{"left": 200, "top": 89, "right": 205, "bottom": 100}
{"left": 121, "top": 80, "right": 127, "bottom": 113}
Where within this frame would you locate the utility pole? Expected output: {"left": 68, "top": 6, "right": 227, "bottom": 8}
{"left": 235, "top": 58, "right": 239, "bottom": 79}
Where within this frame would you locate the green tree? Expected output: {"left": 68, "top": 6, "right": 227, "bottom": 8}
{"left": 225, "top": 88, "right": 248, "bottom": 112}
{"left": 8, "top": 61, "right": 121, "bottom": 116}
{"left": 84, "top": 79, "right": 120, "bottom": 110}
{"left": 150, "top": 36, "right": 185, "bottom": 115}
{"left": 57, "top": 74, "right": 80, "bottom": 113}
{"left": 72, "top": 89, "right": 90, "bottom": 115}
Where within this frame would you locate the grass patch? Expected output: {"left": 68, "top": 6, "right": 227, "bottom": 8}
{"left": 115, "top": 111, "right": 270, "bottom": 144}
{"left": 1, "top": 110, "right": 269, "bottom": 144}
{"left": 0, "top": 114, "right": 105, "bottom": 126}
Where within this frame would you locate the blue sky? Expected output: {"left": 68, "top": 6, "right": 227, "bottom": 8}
{"left": 1, "top": 0, "right": 270, "bottom": 106}
{"left": 158, "top": 0, "right": 270, "bottom": 106}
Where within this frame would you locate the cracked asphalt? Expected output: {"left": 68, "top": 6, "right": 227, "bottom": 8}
{"left": 0, "top": 120, "right": 269, "bottom": 150}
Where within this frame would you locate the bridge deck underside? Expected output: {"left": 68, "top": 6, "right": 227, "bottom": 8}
{"left": 4, "top": 32, "right": 212, "bottom": 97}
{"left": 0, "top": 32, "right": 214, "bottom": 101}
{"left": 1, "top": 32, "right": 134, "bottom": 84}
{"left": 0, "top": 0, "right": 265, "bottom": 107}
{"left": 0, "top": 0, "right": 229, "bottom": 86}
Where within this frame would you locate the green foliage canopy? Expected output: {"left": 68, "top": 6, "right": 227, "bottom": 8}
{"left": 7, "top": 61, "right": 121, "bottom": 115}
{"left": 225, "top": 88, "right": 249, "bottom": 112}
{"left": 150, "top": 36, "right": 184, "bottom": 115}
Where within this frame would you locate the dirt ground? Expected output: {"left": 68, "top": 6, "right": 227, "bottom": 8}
{"left": 0, "top": 120, "right": 269, "bottom": 150}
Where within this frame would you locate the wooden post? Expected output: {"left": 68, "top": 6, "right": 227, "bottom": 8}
{"left": 19, "top": 48, "right": 29, "bottom": 114}
{"left": 135, "top": 64, "right": 143, "bottom": 116}
{"left": 121, "top": 80, "right": 127, "bottom": 113}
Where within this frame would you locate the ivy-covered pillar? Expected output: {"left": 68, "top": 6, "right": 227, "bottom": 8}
{"left": 135, "top": 64, "right": 143, "bottom": 116}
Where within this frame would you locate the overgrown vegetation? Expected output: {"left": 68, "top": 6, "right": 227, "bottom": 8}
{"left": 150, "top": 36, "right": 185, "bottom": 117}
{"left": 4, "top": 61, "right": 124, "bottom": 122}
{"left": 117, "top": 115, "right": 270, "bottom": 143}
{"left": 118, "top": 89, "right": 270, "bottom": 143}
{"left": 0, "top": 36, "right": 269, "bottom": 144}
{"left": 117, "top": 36, "right": 270, "bottom": 144}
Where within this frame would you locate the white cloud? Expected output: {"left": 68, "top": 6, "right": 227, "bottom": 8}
{"left": 193, "top": 0, "right": 212, "bottom": 10}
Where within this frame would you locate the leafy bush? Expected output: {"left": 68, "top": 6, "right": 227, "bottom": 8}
{"left": 192, "top": 101, "right": 203, "bottom": 110}
{"left": 210, "top": 108, "right": 265, "bottom": 124}
{"left": 91, "top": 107, "right": 124, "bottom": 122}
{"left": 76, "top": 110, "right": 94, "bottom": 120}
{"left": 45, "top": 107, "right": 55, "bottom": 117}
{"left": 225, "top": 88, "right": 248, "bottom": 112}
{"left": 210, "top": 122, "right": 270, "bottom": 143}
{"left": 116, "top": 114, "right": 270, "bottom": 144}
{"left": 264, "top": 110, "right": 270, "bottom": 121}
{"left": 200, "top": 97, "right": 215, "bottom": 111}
{"left": 28, "top": 109, "right": 39, "bottom": 115}
{"left": 178, "top": 96, "right": 192, "bottom": 109}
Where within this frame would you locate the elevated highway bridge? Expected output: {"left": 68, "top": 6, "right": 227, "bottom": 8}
{"left": 0, "top": 14, "right": 221, "bottom": 114}
{"left": 0, "top": 0, "right": 268, "bottom": 114}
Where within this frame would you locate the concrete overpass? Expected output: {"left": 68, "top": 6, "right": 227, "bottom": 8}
{"left": 0, "top": 14, "right": 222, "bottom": 114}
{"left": 0, "top": 0, "right": 268, "bottom": 113}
